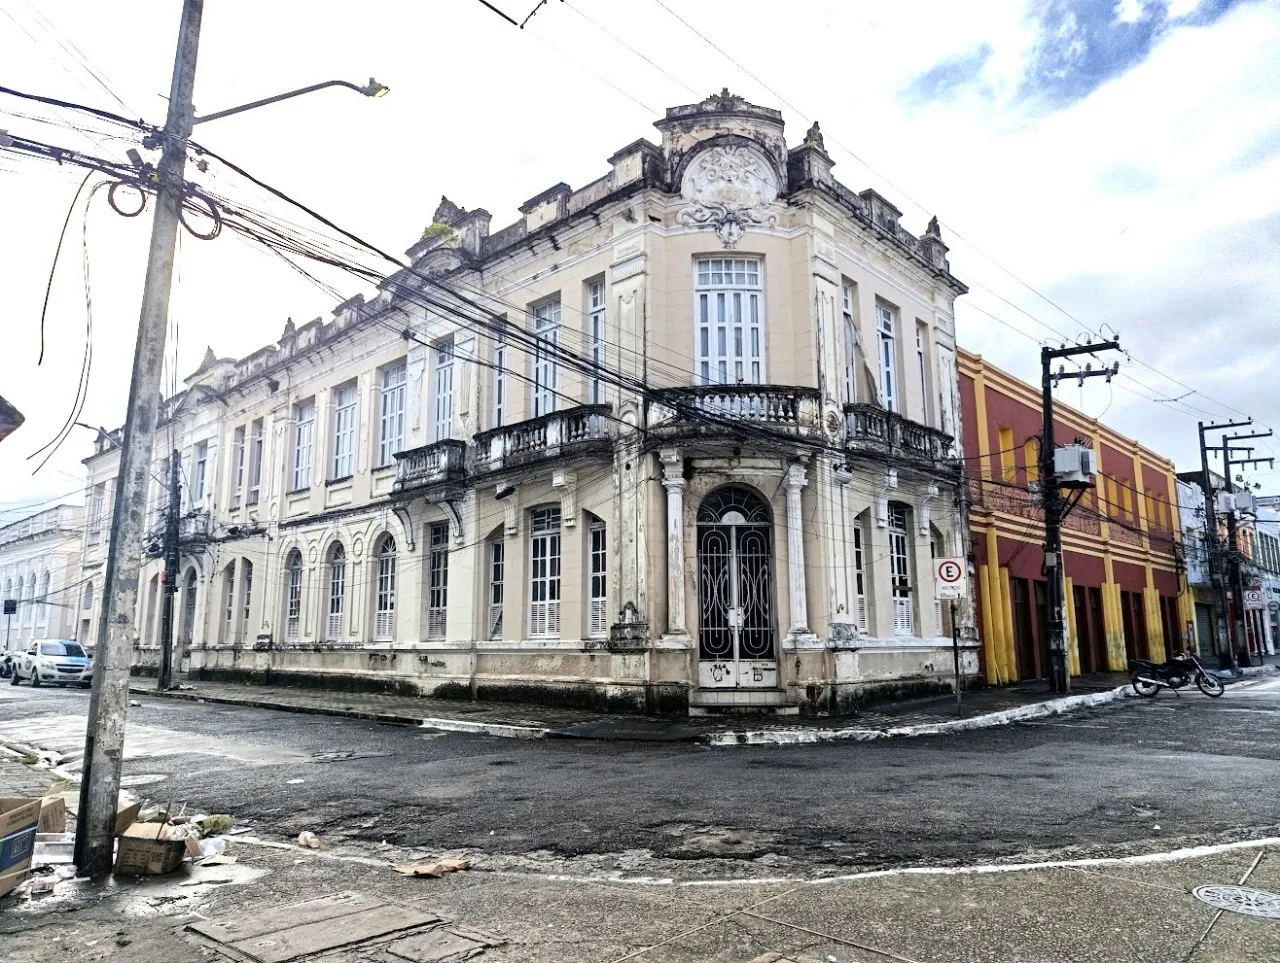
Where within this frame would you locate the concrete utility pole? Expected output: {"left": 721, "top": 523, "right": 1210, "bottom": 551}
{"left": 74, "top": 0, "right": 203, "bottom": 877}
{"left": 1198, "top": 420, "right": 1253, "bottom": 670}
{"left": 1218, "top": 432, "right": 1273, "bottom": 668}
{"left": 157, "top": 450, "right": 181, "bottom": 691}
{"left": 1040, "top": 340, "right": 1120, "bottom": 694}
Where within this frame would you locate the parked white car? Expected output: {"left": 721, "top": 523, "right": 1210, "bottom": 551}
{"left": 9, "top": 640, "right": 93, "bottom": 688}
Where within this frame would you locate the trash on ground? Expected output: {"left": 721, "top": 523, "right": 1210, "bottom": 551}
{"left": 195, "top": 837, "right": 226, "bottom": 859}
{"left": 296, "top": 831, "right": 320, "bottom": 849}
{"left": 115, "top": 822, "right": 188, "bottom": 876}
{"left": 32, "top": 832, "right": 75, "bottom": 867}
{"left": 176, "top": 684, "right": 197, "bottom": 690}
{"left": 393, "top": 858, "right": 471, "bottom": 878}
{"left": 1, "top": 795, "right": 44, "bottom": 896}
{"left": 129, "top": 700, "right": 142, "bottom": 707}
{"left": 198, "top": 854, "right": 237, "bottom": 866}
{"left": 197, "top": 814, "right": 234, "bottom": 834}
{"left": 27, "top": 873, "right": 56, "bottom": 894}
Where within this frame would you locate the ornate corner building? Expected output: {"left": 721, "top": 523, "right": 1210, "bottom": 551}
{"left": 79, "top": 92, "right": 972, "bottom": 716}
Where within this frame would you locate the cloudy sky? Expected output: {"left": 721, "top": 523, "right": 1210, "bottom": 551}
{"left": 1, "top": 0, "right": 1277, "bottom": 522}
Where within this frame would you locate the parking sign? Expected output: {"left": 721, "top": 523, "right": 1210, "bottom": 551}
{"left": 934, "top": 558, "right": 967, "bottom": 600}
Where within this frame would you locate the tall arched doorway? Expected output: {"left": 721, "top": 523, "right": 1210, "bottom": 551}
{"left": 697, "top": 486, "right": 776, "bottom": 689}
{"left": 180, "top": 568, "right": 197, "bottom": 646}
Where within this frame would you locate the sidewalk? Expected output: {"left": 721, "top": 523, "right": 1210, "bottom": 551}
{"left": 127, "top": 675, "right": 1143, "bottom": 747}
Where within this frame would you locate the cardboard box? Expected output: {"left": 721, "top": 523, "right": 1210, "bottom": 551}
{"left": 114, "top": 822, "right": 187, "bottom": 877}
{"left": 0, "top": 797, "right": 41, "bottom": 897}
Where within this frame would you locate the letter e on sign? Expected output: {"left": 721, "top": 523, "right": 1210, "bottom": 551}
{"left": 934, "top": 558, "right": 967, "bottom": 600}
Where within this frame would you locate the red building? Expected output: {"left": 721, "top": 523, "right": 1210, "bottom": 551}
{"left": 959, "top": 350, "right": 1190, "bottom": 682}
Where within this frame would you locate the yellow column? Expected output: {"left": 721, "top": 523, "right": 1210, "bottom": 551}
{"left": 1102, "top": 554, "right": 1126, "bottom": 670}
{"left": 1177, "top": 577, "right": 1195, "bottom": 651}
{"left": 999, "top": 566, "right": 1017, "bottom": 680}
{"left": 978, "top": 562, "right": 1000, "bottom": 684}
{"left": 1064, "top": 574, "right": 1079, "bottom": 675}
{"left": 1131, "top": 448, "right": 1151, "bottom": 543}
{"left": 973, "top": 364, "right": 993, "bottom": 482}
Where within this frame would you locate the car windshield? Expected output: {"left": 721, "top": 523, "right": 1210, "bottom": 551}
{"left": 39, "top": 642, "right": 87, "bottom": 658}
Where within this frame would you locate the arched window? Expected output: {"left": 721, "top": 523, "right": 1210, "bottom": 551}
{"left": 221, "top": 562, "right": 236, "bottom": 643}
{"left": 373, "top": 536, "right": 396, "bottom": 641}
{"left": 285, "top": 551, "right": 303, "bottom": 644}
{"left": 38, "top": 571, "right": 51, "bottom": 627}
{"left": 853, "top": 510, "right": 869, "bottom": 633}
{"left": 326, "top": 544, "right": 346, "bottom": 642}
{"left": 180, "top": 568, "right": 197, "bottom": 645}
{"left": 888, "top": 502, "right": 913, "bottom": 636}
{"left": 486, "top": 530, "right": 504, "bottom": 640}
{"left": 240, "top": 560, "right": 254, "bottom": 642}
{"left": 82, "top": 581, "right": 94, "bottom": 611}
{"left": 528, "top": 508, "right": 561, "bottom": 638}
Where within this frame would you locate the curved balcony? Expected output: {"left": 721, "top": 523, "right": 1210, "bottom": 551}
{"left": 393, "top": 439, "right": 467, "bottom": 497}
{"left": 844, "top": 403, "right": 954, "bottom": 467}
{"left": 473, "top": 404, "right": 613, "bottom": 475}
{"left": 648, "top": 385, "right": 824, "bottom": 445}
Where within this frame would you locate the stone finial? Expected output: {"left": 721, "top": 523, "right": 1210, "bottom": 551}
{"left": 280, "top": 316, "right": 296, "bottom": 341}
{"left": 803, "top": 121, "right": 825, "bottom": 151}
{"left": 198, "top": 346, "right": 217, "bottom": 370}
{"left": 926, "top": 215, "right": 941, "bottom": 237}
{"left": 703, "top": 87, "right": 746, "bottom": 111}
{"left": 432, "top": 195, "right": 465, "bottom": 226}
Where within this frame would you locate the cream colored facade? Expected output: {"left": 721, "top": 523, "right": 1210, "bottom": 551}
{"left": 0, "top": 504, "right": 84, "bottom": 650}
{"left": 82, "top": 92, "right": 971, "bottom": 714}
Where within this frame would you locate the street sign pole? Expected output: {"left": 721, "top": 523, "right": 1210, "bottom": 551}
{"left": 934, "top": 558, "right": 968, "bottom": 716}
{"left": 951, "top": 599, "right": 961, "bottom": 717}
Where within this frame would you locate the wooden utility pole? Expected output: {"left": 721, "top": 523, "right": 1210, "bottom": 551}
{"left": 74, "top": 0, "right": 203, "bottom": 877}
{"left": 1218, "top": 431, "right": 1273, "bottom": 667}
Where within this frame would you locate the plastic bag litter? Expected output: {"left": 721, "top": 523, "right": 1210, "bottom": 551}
{"left": 195, "top": 837, "right": 226, "bottom": 859}
{"left": 198, "top": 814, "right": 234, "bottom": 834}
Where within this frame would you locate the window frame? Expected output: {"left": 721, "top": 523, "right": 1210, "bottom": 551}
{"left": 853, "top": 516, "right": 868, "bottom": 632}
{"left": 285, "top": 552, "right": 302, "bottom": 644}
{"left": 193, "top": 441, "right": 208, "bottom": 506}
{"left": 587, "top": 518, "right": 607, "bottom": 639}
{"left": 433, "top": 340, "right": 455, "bottom": 442}
{"left": 492, "top": 329, "right": 507, "bottom": 428}
{"left": 487, "top": 535, "right": 504, "bottom": 640}
{"left": 841, "top": 281, "right": 857, "bottom": 405}
{"left": 291, "top": 399, "right": 316, "bottom": 493}
{"left": 377, "top": 361, "right": 408, "bottom": 469}
{"left": 877, "top": 301, "right": 897, "bottom": 413}
{"left": 326, "top": 544, "right": 345, "bottom": 642}
{"left": 247, "top": 418, "right": 264, "bottom": 506}
{"left": 330, "top": 381, "right": 358, "bottom": 481}
{"left": 426, "top": 523, "right": 449, "bottom": 640}
{"left": 888, "top": 503, "right": 913, "bottom": 636}
{"left": 532, "top": 299, "right": 560, "bottom": 418}
{"left": 528, "top": 506, "right": 562, "bottom": 638}
{"left": 240, "top": 560, "right": 253, "bottom": 641}
{"left": 231, "top": 425, "right": 246, "bottom": 505}
{"left": 587, "top": 279, "right": 605, "bottom": 405}
{"left": 222, "top": 564, "right": 236, "bottom": 643}
{"left": 374, "top": 535, "right": 397, "bottom": 641}
{"left": 695, "top": 257, "right": 764, "bottom": 385}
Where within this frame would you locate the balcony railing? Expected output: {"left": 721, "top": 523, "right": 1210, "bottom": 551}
{"left": 178, "top": 510, "right": 211, "bottom": 541}
{"left": 844, "top": 404, "right": 954, "bottom": 464}
{"left": 393, "top": 439, "right": 467, "bottom": 493}
{"left": 473, "top": 404, "right": 613, "bottom": 474}
{"left": 649, "top": 385, "right": 823, "bottom": 440}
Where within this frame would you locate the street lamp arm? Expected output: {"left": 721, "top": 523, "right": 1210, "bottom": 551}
{"left": 192, "top": 78, "right": 387, "bottom": 125}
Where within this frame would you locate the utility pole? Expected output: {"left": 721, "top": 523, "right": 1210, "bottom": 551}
{"left": 1217, "top": 431, "right": 1273, "bottom": 668}
{"left": 1198, "top": 420, "right": 1254, "bottom": 671}
{"left": 74, "top": 0, "right": 203, "bottom": 877}
{"left": 157, "top": 451, "right": 181, "bottom": 691}
{"left": 1041, "top": 340, "right": 1121, "bottom": 694}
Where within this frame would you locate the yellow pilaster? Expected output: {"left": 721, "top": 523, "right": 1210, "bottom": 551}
{"left": 999, "top": 566, "right": 1017, "bottom": 680}
{"left": 973, "top": 367, "right": 992, "bottom": 482}
{"left": 1102, "top": 554, "right": 1127, "bottom": 670}
{"left": 1064, "top": 574, "right": 1079, "bottom": 675}
{"left": 1177, "top": 579, "right": 1195, "bottom": 651}
{"left": 978, "top": 562, "right": 1000, "bottom": 684}
{"left": 1143, "top": 563, "right": 1166, "bottom": 663}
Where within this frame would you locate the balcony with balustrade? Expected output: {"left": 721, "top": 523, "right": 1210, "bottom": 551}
{"left": 648, "top": 385, "right": 825, "bottom": 449}
{"left": 472, "top": 404, "right": 614, "bottom": 476}
{"left": 843, "top": 403, "right": 955, "bottom": 471}
{"left": 392, "top": 439, "right": 467, "bottom": 498}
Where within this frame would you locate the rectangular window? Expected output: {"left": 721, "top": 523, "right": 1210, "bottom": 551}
{"left": 916, "top": 321, "right": 930, "bottom": 424}
{"left": 529, "top": 506, "right": 562, "bottom": 637}
{"left": 291, "top": 399, "right": 315, "bottom": 492}
{"left": 889, "top": 504, "right": 912, "bottom": 635}
{"left": 433, "top": 341, "right": 454, "bottom": 441}
{"left": 193, "top": 442, "right": 208, "bottom": 505}
{"left": 998, "top": 426, "right": 1016, "bottom": 484}
{"left": 223, "top": 567, "right": 236, "bottom": 643}
{"left": 240, "top": 561, "right": 253, "bottom": 642}
{"left": 695, "top": 257, "right": 763, "bottom": 385}
{"left": 248, "top": 418, "right": 264, "bottom": 505}
{"left": 841, "top": 282, "right": 857, "bottom": 405}
{"left": 286, "top": 560, "right": 302, "bottom": 643}
{"left": 853, "top": 519, "right": 867, "bottom": 632}
{"left": 587, "top": 280, "right": 605, "bottom": 405}
{"left": 232, "top": 426, "right": 246, "bottom": 504}
{"left": 330, "top": 382, "right": 357, "bottom": 480}
{"left": 533, "top": 299, "right": 560, "bottom": 417}
{"left": 426, "top": 523, "right": 449, "bottom": 640}
{"left": 1024, "top": 439, "right": 1039, "bottom": 487}
{"left": 877, "top": 301, "right": 897, "bottom": 412}
{"left": 493, "top": 329, "right": 507, "bottom": 428}
{"left": 88, "top": 483, "right": 106, "bottom": 544}
{"left": 588, "top": 520, "right": 607, "bottom": 638}
{"left": 377, "top": 361, "right": 407, "bottom": 468}
{"left": 487, "top": 537, "right": 504, "bottom": 640}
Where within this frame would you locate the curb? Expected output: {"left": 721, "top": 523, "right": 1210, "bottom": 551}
{"left": 704, "top": 685, "right": 1135, "bottom": 747}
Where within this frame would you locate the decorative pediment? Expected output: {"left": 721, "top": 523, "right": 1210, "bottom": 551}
{"left": 676, "top": 143, "right": 780, "bottom": 248}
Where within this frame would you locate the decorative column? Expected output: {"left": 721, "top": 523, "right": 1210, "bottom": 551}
{"left": 659, "top": 449, "right": 688, "bottom": 639}
{"left": 785, "top": 462, "right": 811, "bottom": 637}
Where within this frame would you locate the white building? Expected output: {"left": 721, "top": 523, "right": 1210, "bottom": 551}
{"left": 82, "top": 92, "right": 973, "bottom": 714}
{"left": 0, "top": 504, "right": 84, "bottom": 651}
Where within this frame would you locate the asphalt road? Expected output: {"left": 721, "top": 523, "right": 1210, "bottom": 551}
{"left": 4, "top": 679, "right": 1280, "bottom": 875}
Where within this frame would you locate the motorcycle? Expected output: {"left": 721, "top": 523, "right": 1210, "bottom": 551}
{"left": 1130, "top": 651, "right": 1225, "bottom": 698}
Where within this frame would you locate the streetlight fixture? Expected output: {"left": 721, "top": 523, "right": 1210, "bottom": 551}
{"left": 192, "top": 77, "right": 389, "bottom": 125}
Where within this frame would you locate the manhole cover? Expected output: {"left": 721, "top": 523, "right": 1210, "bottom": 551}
{"left": 1193, "top": 885, "right": 1280, "bottom": 919}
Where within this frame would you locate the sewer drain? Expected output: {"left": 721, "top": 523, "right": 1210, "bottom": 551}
{"left": 1193, "top": 885, "right": 1280, "bottom": 920}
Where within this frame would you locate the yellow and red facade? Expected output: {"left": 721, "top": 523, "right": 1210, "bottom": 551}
{"left": 959, "top": 350, "right": 1192, "bottom": 682}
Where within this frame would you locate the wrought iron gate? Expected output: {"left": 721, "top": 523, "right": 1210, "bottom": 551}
{"left": 697, "top": 487, "right": 776, "bottom": 688}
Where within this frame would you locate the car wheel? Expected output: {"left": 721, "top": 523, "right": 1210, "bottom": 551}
{"left": 30, "top": 671, "right": 41, "bottom": 688}
{"left": 8, "top": 669, "right": 19, "bottom": 685}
